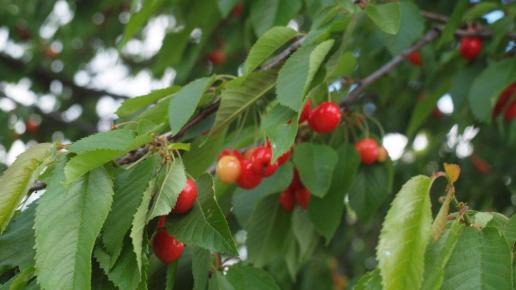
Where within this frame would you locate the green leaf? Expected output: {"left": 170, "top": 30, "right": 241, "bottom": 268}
{"left": 118, "top": 0, "right": 166, "bottom": 49}
{"left": 292, "top": 208, "right": 316, "bottom": 255}
{"left": 208, "top": 272, "right": 235, "bottom": 290}
{"left": 226, "top": 264, "right": 281, "bottom": 290}
{"left": 354, "top": 269, "right": 382, "bottom": 290}
{"left": 246, "top": 195, "right": 291, "bottom": 267}
{"left": 192, "top": 247, "right": 211, "bottom": 290}
{"left": 421, "top": 220, "right": 465, "bottom": 290}
{"left": 0, "top": 143, "right": 52, "bottom": 233}
{"left": 35, "top": 159, "right": 114, "bottom": 290}
{"left": 326, "top": 51, "right": 356, "bottom": 81}
{"left": 267, "top": 121, "right": 298, "bottom": 162}
{"left": 147, "top": 159, "right": 187, "bottom": 221}
{"left": 377, "top": 175, "right": 434, "bottom": 290}
{"left": 379, "top": 2, "right": 423, "bottom": 55}
{"left": 166, "top": 175, "right": 237, "bottom": 255}
{"left": 308, "top": 143, "right": 359, "bottom": 242}
{"left": 232, "top": 162, "right": 293, "bottom": 227}
{"left": 165, "top": 262, "right": 177, "bottom": 290}
{"left": 277, "top": 40, "right": 334, "bottom": 112}
{"left": 250, "top": 0, "right": 279, "bottom": 36}
{"left": 441, "top": 227, "right": 513, "bottom": 290}
{"left": 244, "top": 26, "right": 298, "bottom": 74}
{"left": 169, "top": 76, "right": 216, "bottom": 135}
{"left": 7, "top": 266, "right": 34, "bottom": 290}
{"left": 293, "top": 143, "right": 337, "bottom": 198}
{"left": 504, "top": 214, "right": 516, "bottom": 246}
{"left": 463, "top": 2, "right": 499, "bottom": 21}
{"left": 431, "top": 189, "right": 453, "bottom": 241}
{"left": 365, "top": 3, "right": 401, "bottom": 35}
{"left": 130, "top": 178, "right": 155, "bottom": 273}
{"left": 436, "top": 0, "right": 467, "bottom": 48}
{"left": 95, "top": 242, "right": 143, "bottom": 290}
{"left": 102, "top": 157, "right": 158, "bottom": 263}
{"left": 68, "top": 129, "right": 135, "bottom": 154}
{"left": 468, "top": 59, "right": 516, "bottom": 122}
{"left": 211, "top": 70, "right": 277, "bottom": 134}
{"left": 116, "top": 86, "right": 181, "bottom": 117}
{"left": 0, "top": 204, "right": 35, "bottom": 270}
{"left": 217, "top": 0, "right": 239, "bottom": 18}
{"left": 65, "top": 149, "right": 123, "bottom": 183}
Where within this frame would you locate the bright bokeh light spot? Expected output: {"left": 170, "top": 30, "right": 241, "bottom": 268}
{"left": 413, "top": 133, "right": 429, "bottom": 151}
{"left": 446, "top": 124, "right": 479, "bottom": 159}
{"left": 96, "top": 96, "right": 122, "bottom": 118}
{"left": 437, "top": 93, "right": 454, "bottom": 115}
{"left": 7, "top": 140, "right": 26, "bottom": 165}
{"left": 382, "top": 133, "right": 408, "bottom": 161}
{"left": 484, "top": 10, "right": 504, "bottom": 24}
{"left": 62, "top": 104, "right": 83, "bottom": 122}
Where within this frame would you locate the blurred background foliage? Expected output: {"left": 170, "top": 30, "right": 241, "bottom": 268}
{"left": 0, "top": 0, "right": 515, "bottom": 287}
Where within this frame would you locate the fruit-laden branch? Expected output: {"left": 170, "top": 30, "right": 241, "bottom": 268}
{"left": 0, "top": 53, "right": 130, "bottom": 100}
{"left": 342, "top": 28, "right": 441, "bottom": 105}
{"left": 421, "top": 10, "right": 516, "bottom": 40}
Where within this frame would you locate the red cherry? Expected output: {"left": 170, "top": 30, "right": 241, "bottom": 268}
{"left": 504, "top": 101, "right": 516, "bottom": 122}
{"left": 208, "top": 50, "right": 226, "bottom": 65}
{"left": 278, "top": 189, "right": 295, "bottom": 212}
{"left": 277, "top": 149, "right": 292, "bottom": 165}
{"left": 218, "top": 148, "right": 243, "bottom": 161}
{"left": 263, "top": 161, "right": 279, "bottom": 177}
{"left": 174, "top": 179, "right": 197, "bottom": 214}
{"left": 299, "top": 99, "right": 312, "bottom": 123}
{"left": 493, "top": 83, "right": 516, "bottom": 117}
{"left": 308, "top": 102, "right": 342, "bottom": 133}
{"left": 152, "top": 230, "right": 185, "bottom": 264}
{"left": 289, "top": 169, "right": 302, "bottom": 190}
{"left": 157, "top": 216, "right": 167, "bottom": 228}
{"left": 459, "top": 37, "right": 482, "bottom": 60}
{"left": 26, "top": 120, "right": 39, "bottom": 134}
{"left": 407, "top": 51, "right": 422, "bottom": 66}
{"left": 237, "top": 160, "right": 263, "bottom": 189}
{"left": 231, "top": 2, "right": 243, "bottom": 17}
{"left": 355, "top": 138, "right": 379, "bottom": 165}
{"left": 250, "top": 146, "right": 272, "bottom": 176}
{"left": 295, "top": 187, "right": 311, "bottom": 209}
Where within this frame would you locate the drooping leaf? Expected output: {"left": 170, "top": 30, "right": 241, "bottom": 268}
{"left": 293, "top": 143, "right": 337, "bottom": 198}
{"left": 261, "top": 104, "right": 298, "bottom": 162}
{"left": 211, "top": 70, "right": 277, "bottom": 134}
{"left": 276, "top": 40, "right": 334, "bottom": 112}
{"left": 377, "top": 175, "right": 434, "bottom": 290}
{"left": 0, "top": 143, "right": 52, "bottom": 233}
{"left": 326, "top": 51, "right": 357, "bottom": 81}
{"left": 95, "top": 242, "right": 143, "bottom": 290}
{"left": 308, "top": 143, "right": 359, "bottom": 242}
{"left": 441, "top": 227, "right": 513, "bottom": 290}
{"left": 130, "top": 178, "right": 155, "bottom": 273}
{"left": 183, "top": 132, "right": 226, "bottom": 178}
{"left": 35, "top": 159, "right": 114, "bottom": 290}
{"left": 147, "top": 159, "right": 187, "bottom": 222}
{"left": 165, "top": 262, "right": 177, "bottom": 290}
{"left": 436, "top": 0, "right": 467, "bottom": 48}
{"left": 291, "top": 208, "right": 316, "bottom": 256}
{"left": 102, "top": 156, "right": 158, "bottom": 263}
{"left": 116, "top": 86, "right": 181, "bottom": 117}
{"left": 166, "top": 175, "right": 237, "bottom": 255}
{"left": 422, "top": 220, "right": 465, "bottom": 290}
{"left": 226, "top": 264, "right": 281, "bottom": 290}
{"left": 353, "top": 269, "right": 382, "bottom": 290}
{"left": 192, "top": 247, "right": 211, "bottom": 290}
{"left": 169, "top": 76, "right": 216, "bottom": 135}
{"left": 365, "top": 3, "right": 401, "bottom": 35}
{"left": 244, "top": 26, "right": 298, "bottom": 74}
{"left": 348, "top": 162, "right": 393, "bottom": 222}
{"left": 6, "top": 266, "right": 34, "bottom": 290}
{"left": 0, "top": 204, "right": 36, "bottom": 270}
{"left": 250, "top": 0, "right": 279, "bottom": 36}
{"left": 246, "top": 195, "right": 291, "bottom": 267}
{"left": 118, "top": 0, "right": 166, "bottom": 49}
{"left": 468, "top": 59, "right": 516, "bottom": 122}
{"left": 504, "top": 214, "right": 516, "bottom": 246}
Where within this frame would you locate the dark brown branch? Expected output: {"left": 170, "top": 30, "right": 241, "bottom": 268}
{"left": 260, "top": 36, "right": 306, "bottom": 70}
{"left": 0, "top": 53, "right": 130, "bottom": 100}
{"left": 343, "top": 28, "right": 441, "bottom": 105}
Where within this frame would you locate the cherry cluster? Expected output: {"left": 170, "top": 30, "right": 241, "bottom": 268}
{"left": 216, "top": 141, "right": 292, "bottom": 190}
{"left": 355, "top": 138, "right": 388, "bottom": 165}
{"left": 278, "top": 169, "right": 311, "bottom": 212}
{"left": 152, "top": 179, "right": 198, "bottom": 264}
